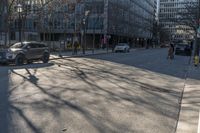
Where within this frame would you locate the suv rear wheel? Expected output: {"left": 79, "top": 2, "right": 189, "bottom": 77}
{"left": 42, "top": 53, "right": 49, "bottom": 63}
{"left": 15, "top": 54, "right": 24, "bottom": 66}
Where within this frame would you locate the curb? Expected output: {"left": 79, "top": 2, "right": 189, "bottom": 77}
{"left": 49, "top": 48, "right": 162, "bottom": 61}
{"left": 50, "top": 51, "right": 113, "bottom": 60}
{"left": 174, "top": 55, "right": 192, "bottom": 133}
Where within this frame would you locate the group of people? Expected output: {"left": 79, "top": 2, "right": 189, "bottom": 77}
{"left": 66, "top": 41, "right": 79, "bottom": 55}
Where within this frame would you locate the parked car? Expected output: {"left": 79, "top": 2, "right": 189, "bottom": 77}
{"left": 114, "top": 43, "right": 130, "bottom": 53}
{"left": 0, "top": 41, "right": 50, "bottom": 65}
{"left": 175, "top": 43, "right": 192, "bottom": 56}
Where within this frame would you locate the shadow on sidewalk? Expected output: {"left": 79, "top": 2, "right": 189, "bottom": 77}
{"left": 0, "top": 49, "right": 193, "bottom": 133}
{"left": 0, "top": 63, "right": 54, "bottom": 133}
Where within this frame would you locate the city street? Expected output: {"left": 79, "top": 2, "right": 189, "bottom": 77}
{"left": 0, "top": 48, "right": 190, "bottom": 133}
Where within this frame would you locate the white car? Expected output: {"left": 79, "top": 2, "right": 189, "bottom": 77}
{"left": 114, "top": 43, "right": 130, "bottom": 53}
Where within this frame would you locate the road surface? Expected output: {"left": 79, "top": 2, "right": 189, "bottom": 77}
{"left": 0, "top": 48, "right": 190, "bottom": 133}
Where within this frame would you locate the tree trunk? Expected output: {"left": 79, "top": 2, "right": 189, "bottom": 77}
{"left": 92, "top": 32, "right": 95, "bottom": 53}
{"left": 43, "top": 32, "right": 45, "bottom": 42}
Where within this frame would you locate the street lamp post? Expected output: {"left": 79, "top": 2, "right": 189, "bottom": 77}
{"left": 81, "top": 29, "right": 84, "bottom": 54}
{"left": 82, "top": 10, "right": 90, "bottom": 54}
{"left": 17, "top": 4, "right": 22, "bottom": 42}
{"left": 82, "top": 18, "right": 86, "bottom": 54}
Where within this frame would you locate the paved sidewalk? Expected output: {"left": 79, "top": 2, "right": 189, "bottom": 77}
{"left": 49, "top": 48, "right": 148, "bottom": 60}
{"left": 50, "top": 49, "right": 113, "bottom": 60}
{"left": 176, "top": 65, "right": 200, "bottom": 133}
{"left": 49, "top": 47, "right": 159, "bottom": 60}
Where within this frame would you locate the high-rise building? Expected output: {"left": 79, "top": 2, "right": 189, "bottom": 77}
{"left": 159, "top": 0, "right": 196, "bottom": 41}
{"left": 10, "top": 0, "right": 157, "bottom": 48}
{"left": 0, "top": 0, "right": 7, "bottom": 45}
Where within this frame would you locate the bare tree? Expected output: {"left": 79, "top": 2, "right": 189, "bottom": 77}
{"left": 172, "top": 0, "right": 199, "bottom": 54}
{"left": 176, "top": 1, "right": 198, "bottom": 32}
{"left": 34, "top": 0, "right": 83, "bottom": 52}
{"left": 4, "top": 0, "right": 87, "bottom": 53}
{"left": 1, "top": 0, "right": 16, "bottom": 46}
{"left": 159, "top": 27, "right": 171, "bottom": 43}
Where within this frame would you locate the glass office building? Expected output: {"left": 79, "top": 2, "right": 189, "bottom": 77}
{"left": 0, "top": 0, "right": 7, "bottom": 45}
{"left": 159, "top": 0, "right": 196, "bottom": 41}
{"left": 10, "top": 0, "right": 156, "bottom": 48}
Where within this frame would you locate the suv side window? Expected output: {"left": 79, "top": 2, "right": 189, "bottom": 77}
{"left": 38, "top": 43, "right": 46, "bottom": 48}
{"left": 29, "top": 43, "right": 38, "bottom": 48}
{"left": 35, "top": 43, "right": 42, "bottom": 48}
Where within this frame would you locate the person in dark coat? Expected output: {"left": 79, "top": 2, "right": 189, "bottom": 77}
{"left": 74, "top": 41, "right": 78, "bottom": 55}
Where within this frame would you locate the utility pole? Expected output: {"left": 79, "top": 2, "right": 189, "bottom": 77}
{"left": 82, "top": 9, "right": 90, "bottom": 55}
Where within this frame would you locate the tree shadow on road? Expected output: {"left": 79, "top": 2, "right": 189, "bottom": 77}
{"left": 0, "top": 53, "right": 191, "bottom": 133}
{"left": 0, "top": 63, "right": 54, "bottom": 133}
{"left": 47, "top": 57, "right": 186, "bottom": 132}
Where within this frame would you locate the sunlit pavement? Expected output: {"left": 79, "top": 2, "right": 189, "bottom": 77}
{"left": 0, "top": 49, "right": 190, "bottom": 133}
{"left": 176, "top": 65, "right": 200, "bottom": 133}
{"left": 50, "top": 49, "right": 113, "bottom": 60}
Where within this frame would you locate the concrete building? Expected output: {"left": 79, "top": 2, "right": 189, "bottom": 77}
{"left": 0, "top": 0, "right": 8, "bottom": 46}
{"left": 159, "top": 0, "right": 196, "bottom": 41}
{"left": 9, "top": 0, "right": 42, "bottom": 42}
{"left": 10, "top": 0, "right": 157, "bottom": 48}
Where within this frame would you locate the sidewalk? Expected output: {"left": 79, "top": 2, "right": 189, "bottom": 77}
{"left": 50, "top": 49, "right": 113, "bottom": 60}
{"left": 176, "top": 65, "right": 200, "bottom": 133}
{"left": 50, "top": 48, "right": 149, "bottom": 60}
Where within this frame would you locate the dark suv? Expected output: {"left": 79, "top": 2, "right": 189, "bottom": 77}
{"left": 0, "top": 41, "right": 50, "bottom": 65}
{"left": 175, "top": 43, "right": 192, "bottom": 56}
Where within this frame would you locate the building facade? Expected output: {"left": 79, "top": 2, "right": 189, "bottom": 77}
{"left": 159, "top": 0, "right": 196, "bottom": 41}
{"left": 9, "top": 0, "right": 42, "bottom": 42}
{"left": 0, "top": 0, "right": 8, "bottom": 45}
{"left": 10, "top": 0, "right": 157, "bottom": 48}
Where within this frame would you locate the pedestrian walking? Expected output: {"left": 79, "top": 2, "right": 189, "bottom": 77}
{"left": 74, "top": 41, "right": 78, "bottom": 55}
{"left": 194, "top": 55, "right": 199, "bottom": 67}
{"left": 112, "top": 44, "right": 115, "bottom": 52}
{"left": 167, "top": 43, "right": 174, "bottom": 60}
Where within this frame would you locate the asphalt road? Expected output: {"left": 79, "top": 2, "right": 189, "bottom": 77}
{"left": 0, "top": 48, "right": 190, "bottom": 133}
